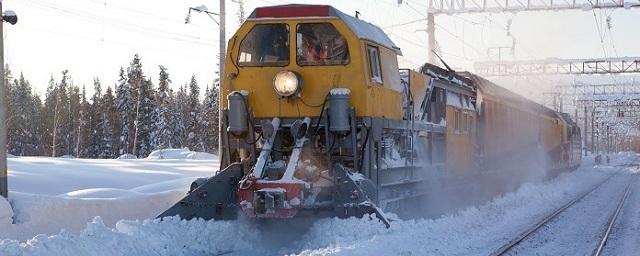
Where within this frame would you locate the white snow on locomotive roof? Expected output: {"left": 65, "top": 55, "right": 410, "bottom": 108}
{"left": 334, "top": 8, "right": 402, "bottom": 55}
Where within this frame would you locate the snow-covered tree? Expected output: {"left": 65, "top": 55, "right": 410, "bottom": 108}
{"left": 172, "top": 85, "right": 187, "bottom": 148}
{"left": 133, "top": 78, "right": 158, "bottom": 157}
{"left": 153, "top": 65, "right": 173, "bottom": 150}
{"left": 102, "top": 86, "right": 119, "bottom": 158}
{"left": 202, "top": 82, "right": 220, "bottom": 153}
{"left": 185, "top": 75, "right": 204, "bottom": 151}
{"left": 76, "top": 85, "right": 92, "bottom": 158}
{"left": 116, "top": 67, "right": 133, "bottom": 155}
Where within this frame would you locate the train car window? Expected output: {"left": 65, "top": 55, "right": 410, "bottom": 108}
{"left": 238, "top": 24, "right": 290, "bottom": 67}
{"left": 296, "top": 23, "right": 349, "bottom": 66}
{"left": 367, "top": 45, "right": 383, "bottom": 84}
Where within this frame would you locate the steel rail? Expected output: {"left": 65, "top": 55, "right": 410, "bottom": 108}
{"left": 488, "top": 173, "right": 618, "bottom": 256}
{"left": 592, "top": 176, "right": 635, "bottom": 256}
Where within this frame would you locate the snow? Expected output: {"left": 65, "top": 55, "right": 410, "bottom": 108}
{"left": 0, "top": 217, "right": 263, "bottom": 256}
{"left": 507, "top": 173, "right": 631, "bottom": 255}
{"left": 2, "top": 10, "right": 16, "bottom": 17}
{"left": 330, "top": 88, "right": 351, "bottom": 95}
{"left": 1, "top": 155, "right": 218, "bottom": 240}
{"left": 0, "top": 197, "right": 12, "bottom": 226}
{"left": 0, "top": 152, "right": 637, "bottom": 255}
{"left": 146, "top": 148, "right": 216, "bottom": 160}
{"left": 116, "top": 153, "right": 137, "bottom": 159}
{"left": 382, "top": 145, "right": 406, "bottom": 168}
{"left": 334, "top": 7, "right": 401, "bottom": 54}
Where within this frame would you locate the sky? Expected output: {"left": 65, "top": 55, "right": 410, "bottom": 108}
{"left": 3, "top": 0, "right": 640, "bottom": 100}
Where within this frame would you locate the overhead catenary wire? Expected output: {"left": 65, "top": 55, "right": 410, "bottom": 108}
{"left": 19, "top": 0, "right": 219, "bottom": 47}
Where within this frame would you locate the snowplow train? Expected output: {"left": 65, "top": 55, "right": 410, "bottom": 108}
{"left": 158, "top": 4, "right": 581, "bottom": 226}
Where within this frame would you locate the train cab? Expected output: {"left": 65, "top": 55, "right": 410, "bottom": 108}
{"left": 221, "top": 4, "right": 404, "bottom": 125}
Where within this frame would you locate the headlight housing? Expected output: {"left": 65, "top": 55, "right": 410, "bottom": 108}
{"left": 273, "top": 70, "right": 302, "bottom": 97}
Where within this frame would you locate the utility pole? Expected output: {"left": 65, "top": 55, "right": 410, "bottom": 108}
{"left": 427, "top": 13, "right": 435, "bottom": 65}
{"left": 218, "top": 0, "right": 226, "bottom": 167}
{"left": 0, "top": 2, "right": 7, "bottom": 199}
{"left": 591, "top": 111, "right": 595, "bottom": 154}
{"left": 583, "top": 106, "right": 587, "bottom": 156}
{"left": 0, "top": 4, "right": 17, "bottom": 199}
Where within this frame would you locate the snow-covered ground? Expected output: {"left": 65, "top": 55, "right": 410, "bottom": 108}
{"left": 0, "top": 148, "right": 218, "bottom": 241}
{"left": 0, "top": 151, "right": 636, "bottom": 255}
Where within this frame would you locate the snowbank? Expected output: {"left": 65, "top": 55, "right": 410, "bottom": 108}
{"left": 0, "top": 197, "right": 12, "bottom": 226}
{"left": 8, "top": 157, "right": 217, "bottom": 195}
{"left": 2, "top": 189, "right": 188, "bottom": 241}
{"left": 0, "top": 217, "right": 264, "bottom": 256}
{"left": 1, "top": 155, "right": 217, "bottom": 240}
{"left": 116, "top": 154, "right": 137, "bottom": 159}
{"left": 146, "top": 148, "right": 216, "bottom": 160}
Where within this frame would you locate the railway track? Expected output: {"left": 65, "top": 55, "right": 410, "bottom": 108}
{"left": 489, "top": 170, "right": 635, "bottom": 256}
{"left": 592, "top": 175, "right": 634, "bottom": 256}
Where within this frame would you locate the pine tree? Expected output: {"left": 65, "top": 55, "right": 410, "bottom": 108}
{"left": 128, "top": 54, "right": 147, "bottom": 156}
{"left": 69, "top": 84, "right": 81, "bottom": 157}
{"left": 185, "top": 75, "right": 203, "bottom": 151}
{"left": 49, "top": 71, "right": 72, "bottom": 157}
{"left": 172, "top": 86, "right": 187, "bottom": 148}
{"left": 101, "top": 87, "right": 117, "bottom": 158}
{"left": 42, "top": 76, "right": 57, "bottom": 156}
{"left": 8, "top": 73, "right": 40, "bottom": 156}
{"left": 133, "top": 78, "right": 157, "bottom": 157}
{"left": 89, "top": 78, "right": 105, "bottom": 158}
{"left": 202, "top": 82, "right": 220, "bottom": 153}
{"left": 116, "top": 67, "right": 133, "bottom": 156}
{"left": 154, "top": 65, "right": 173, "bottom": 150}
{"left": 100, "top": 113, "right": 114, "bottom": 158}
{"left": 77, "top": 85, "right": 92, "bottom": 158}
{"left": 31, "top": 93, "right": 45, "bottom": 156}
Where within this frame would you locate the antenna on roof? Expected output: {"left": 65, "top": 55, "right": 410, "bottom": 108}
{"left": 355, "top": 11, "right": 360, "bottom": 19}
{"left": 432, "top": 50, "right": 454, "bottom": 73}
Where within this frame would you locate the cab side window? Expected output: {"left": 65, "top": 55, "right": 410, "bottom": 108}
{"left": 367, "top": 45, "right": 382, "bottom": 84}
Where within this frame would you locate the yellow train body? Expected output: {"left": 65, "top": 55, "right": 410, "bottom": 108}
{"left": 222, "top": 17, "right": 403, "bottom": 120}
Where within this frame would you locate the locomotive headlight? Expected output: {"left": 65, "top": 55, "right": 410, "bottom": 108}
{"left": 273, "top": 70, "right": 302, "bottom": 97}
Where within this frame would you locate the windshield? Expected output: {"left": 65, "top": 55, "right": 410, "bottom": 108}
{"left": 238, "top": 24, "right": 290, "bottom": 66}
{"left": 296, "top": 23, "right": 349, "bottom": 66}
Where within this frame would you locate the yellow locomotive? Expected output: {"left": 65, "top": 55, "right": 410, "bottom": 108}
{"left": 159, "top": 5, "right": 581, "bottom": 225}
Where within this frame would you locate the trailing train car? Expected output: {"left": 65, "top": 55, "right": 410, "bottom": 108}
{"left": 159, "top": 4, "right": 581, "bottom": 225}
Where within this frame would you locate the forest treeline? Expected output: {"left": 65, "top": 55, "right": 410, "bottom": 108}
{"left": 2, "top": 54, "right": 220, "bottom": 158}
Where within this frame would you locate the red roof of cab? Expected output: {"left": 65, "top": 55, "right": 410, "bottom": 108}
{"left": 254, "top": 5, "right": 330, "bottom": 18}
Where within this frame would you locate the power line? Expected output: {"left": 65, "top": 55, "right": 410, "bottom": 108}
{"left": 20, "top": 0, "right": 219, "bottom": 47}
{"left": 17, "top": 24, "right": 219, "bottom": 61}
{"left": 434, "top": 23, "right": 485, "bottom": 58}
{"left": 383, "top": 18, "right": 427, "bottom": 29}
